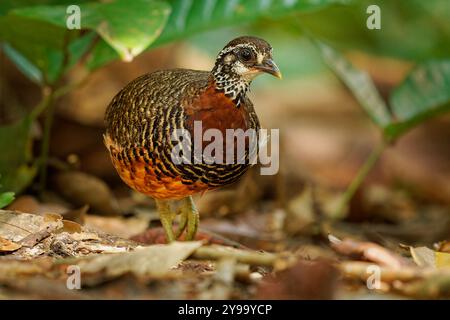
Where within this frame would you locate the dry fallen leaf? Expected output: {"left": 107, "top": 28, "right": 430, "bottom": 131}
{"left": 78, "top": 241, "right": 203, "bottom": 277}
{"left": 52, "top": 171, "right": 120, "bottom": 215}
{"left": 410, "top": 246, "right": 436, "bottom": 268}
{"left": 0, "top": 210, "right": 63, "bottom": 242}
{"left": 410, "top": 246, "right": 450, "bottom": 269}
{"left": 0, "top": 236, "right": 22, "bottom": 252}
{"left": 330, "top": 237, "right": 412, "bottom": 268}
{"left": 61, "top": 220, "right": 83, "bottom": 233}
{"left": 84, "top": 214, "right": 150, "bottom": 238}
{"left": 435, "top": 252, "right": 450, "bottom": 268}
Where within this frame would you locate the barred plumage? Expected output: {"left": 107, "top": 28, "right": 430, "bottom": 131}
{"left": 104, "top": 36, "right": 281, "bottom": 241}
{"left": 105, "top": 67, "right": 262, "bottom": 198}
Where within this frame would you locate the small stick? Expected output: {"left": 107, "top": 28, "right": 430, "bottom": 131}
{"left": 339, "top": 261, "right": 436, "bottom": 282}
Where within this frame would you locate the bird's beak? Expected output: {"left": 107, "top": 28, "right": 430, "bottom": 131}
{"left": 255, "top": 58, "right": 282, "bottom": 79}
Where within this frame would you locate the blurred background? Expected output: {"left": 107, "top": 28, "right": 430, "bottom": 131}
{"left": 0, "top": 0, "right": 450, "bottom": 257}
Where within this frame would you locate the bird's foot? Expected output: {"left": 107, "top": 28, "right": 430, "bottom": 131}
{"left": 176, "top": 196, "right": 199, "bottom": 241}
{"left": 155, "top": 199, "right": 176, "bottom": 242}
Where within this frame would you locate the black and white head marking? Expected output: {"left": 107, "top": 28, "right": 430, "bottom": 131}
{"left": 212, "top": 38, "right": 273, "bottom": 107}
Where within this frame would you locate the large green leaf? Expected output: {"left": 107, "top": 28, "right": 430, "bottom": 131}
{"left": 385, "top": 60, "right": 450, "bottom": 139}
{"left": 0, "top": 0, "right": 92, "bottom": 16}
{"left": 315, "top": 40, "right": 450, "bottom": 141}
{"left": 155, "top": 0, "right": 350, "bottom": 46}
{"left": 13, "top": 0, "right": 171, "bottom": 62}
{"left": 315, "top": 40, "right": 392, "bottom": 129}
{"left": 295, "top": 0, "right": 450, "bottom": 61}
{"left": 0, "top": 192, "right": 15, "bottom": 209}
{"left": 2, "top": 43, "right": 43, "bottom": 84}
{"left": 0, "top": 116, "right": 37, "bottom": 193}
{"left": 88, "top": 0, "right": 349, "bottom": 69}
{"left": 0, "top": 14, "right": 69, "bottom": 83}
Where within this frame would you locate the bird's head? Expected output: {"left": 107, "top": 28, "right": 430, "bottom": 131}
{"left": 212, "top": 36, "right": 281, "bottom": 103}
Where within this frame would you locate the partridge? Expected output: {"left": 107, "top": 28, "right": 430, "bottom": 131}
{"left": 104, "top": 36, "right": 281, "bottom": 241}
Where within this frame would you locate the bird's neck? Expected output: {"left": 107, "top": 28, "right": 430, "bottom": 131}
{"left": 211, "top": 65, "right": 250, "bottom": 107}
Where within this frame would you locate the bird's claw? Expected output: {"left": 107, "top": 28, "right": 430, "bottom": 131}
{"left": 156, "top": 196, "right": 199, "bottom": 242}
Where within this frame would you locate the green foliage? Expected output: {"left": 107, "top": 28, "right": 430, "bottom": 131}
{"left": 0, "top": 192, "right": 15, "bottom": 209}
{"left": 386, "top": 60, "right": 450, "bottom": 139}
{"left": 13, "top": 0, "right": 171, "bottom": 62}
{"left": 316, "top": 41, "right": 450, "bottom": 141}
{"left": 297, "top": 0, "right": 450, "bottom": 61}
{"left": 0, "top": 116, "right": 36, "bottom": 193}
{"left": 315, "top": 41, "right": 450, "bottom": 213}
{"left": 0, "top": 0, "right": 448, "bottom": 197}
{"left": 0, "top": 0, "right": 345, "bottom": 193}
{"left": 315, "top": 40, "right": 392, "bottom": 130}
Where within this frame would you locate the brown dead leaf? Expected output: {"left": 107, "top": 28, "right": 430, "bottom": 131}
{"left": 84, "top": 214, "right": 150, "bottom": 238}
{"left": 61, "top": 220, "right": 83, "bottom": 233}
{"left": 52, "top": 171, "right": 120, "bottom": 215}
{"left": 0, "top": 236, "right": 22, "bottom": 252}
{"left": 330, "top": 236, "right": 412, "bottom": 268}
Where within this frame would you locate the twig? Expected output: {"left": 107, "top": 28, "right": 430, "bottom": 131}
{"left": 339, "top": 261, "right": 432, "bottom": 282}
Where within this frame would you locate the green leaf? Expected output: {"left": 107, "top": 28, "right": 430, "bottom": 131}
{"left": 314, "top": 40, "right": 393, "bottom": 128}
{"left": 88, "top": 0, "right": 349, "bottom": 69}
{"left": 0, "top": 116, "right": 37, "bottom": 193}
{"left": 295, "top": 0, "right": 450, "bottom": 61}
{"left": 155, "top": 0, "right": 349, "bottom": 46}
{"left": 0, "top": 14, "right": 69, "bottom": 83}
{"left": 2, "top": 43, "right": 43, "bottom": 84}
{"left": 0, "top": 0, "right": 92, "bottom": 16}
{"left": 13, "top": 0, "right": 171, "bottom": 62}
{"left": 385, "top": 60, "right": 450, "bottom": 139}
{"left": 0, "top": 192, "right": 15, "bottom": 209}
{"left": 315, "top": 40, "right": 450, "bottom": 141}
{"left": 83, "top": 0, "right": 171, "bottom": 61}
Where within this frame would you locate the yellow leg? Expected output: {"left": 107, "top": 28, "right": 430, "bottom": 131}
{"left": 175, "top": 208, "right": 188, "bottom": 239}
{"left": 155, "top": 199, "right": 175, "bottom": 242}
{"left": 179, "top": 196, "right": 199, "bottom": 241}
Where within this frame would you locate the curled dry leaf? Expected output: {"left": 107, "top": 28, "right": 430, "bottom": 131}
{"left": 339, "top": 261, "right": 427, "bottom": 283}
{"left": 330, "top": 237, "right": 412, "bottom": 268}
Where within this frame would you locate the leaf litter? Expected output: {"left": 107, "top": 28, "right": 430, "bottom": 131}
{"left": 1, "top": 174, "right": 450, "bottom": 299}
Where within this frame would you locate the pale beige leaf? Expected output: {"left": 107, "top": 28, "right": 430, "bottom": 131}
{"left": 0, "top": 210, "right": 63, "bottom": 242}
{"left": 79, "top": 241, "right": 202, "bottom": 277}
{"left": 410, "top": 246, "right": 436, "bottom": 268}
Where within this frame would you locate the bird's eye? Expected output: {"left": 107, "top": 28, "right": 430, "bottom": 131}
{"left": 239, "top": 48, "right": 252, "bottom": 61}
